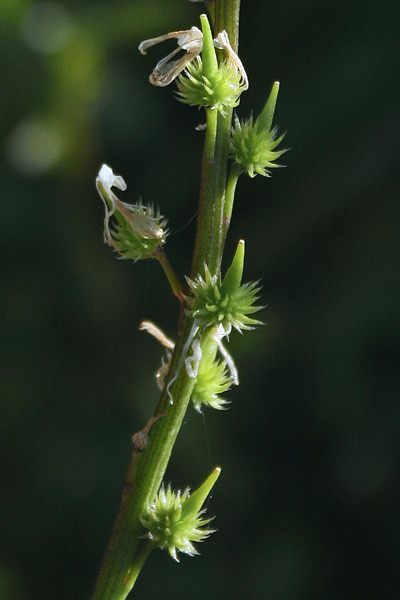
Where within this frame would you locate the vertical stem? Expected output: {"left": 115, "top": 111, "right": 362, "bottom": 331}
{"left": 191, "top": 0, "right": 242, "bottom": 277}
{"left": 190, "top": 107, "right": 218, "bottom": 277}
{"left": 208, "top": 0, "right": 241, "bottom": 51}
{"left": 209, "top": 109, "right": 233, "bottom": 272}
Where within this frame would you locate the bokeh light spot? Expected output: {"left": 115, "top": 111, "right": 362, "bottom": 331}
{"left": 6, "top": 116, "right": 63, "bottom": 175}
{"left": 21, "top": 2, "right": 74, "bottom": 54}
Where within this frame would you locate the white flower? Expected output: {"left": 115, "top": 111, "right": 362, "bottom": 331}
{"left": 96, "top": 163, "right": 127, "bottom": 198}
{"left": 96, "top": 164, "right": 127, "bottom": 246}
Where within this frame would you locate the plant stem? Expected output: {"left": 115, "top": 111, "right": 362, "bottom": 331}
{"left": 154, "top": 246, "right": 185, "bottom": 301}
{"left": 208, "top": 0, "right": 241, "bottom": 53}
{"left": 222, "top": 164, "right": 241, "bottom": 246}
{"left": 209, "top": 110, "right": 233, "bottom": 272}
{"left": 121, "top": 542, "right": 153, "bottom": 590}
{"left": 191, "top": 0, "right": 242, "bottom": 277}
{"left": 190, "top": 106, "right": 218, "bottom": 277}
{"left": 92, "top": 2, "right": 242, "bottom": 598}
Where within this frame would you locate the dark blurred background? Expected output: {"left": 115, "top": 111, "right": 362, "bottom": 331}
{"left": 1, "top": 0, "right": 399, "bottom": 598}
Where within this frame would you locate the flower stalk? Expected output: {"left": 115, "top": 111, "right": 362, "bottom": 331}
{"left": 153, "top": 246, "right": 185, "bottom": 302}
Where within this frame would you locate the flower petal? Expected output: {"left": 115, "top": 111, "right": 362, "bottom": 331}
{"left": 214, "top": 30, "right": 249, "bottom": 90}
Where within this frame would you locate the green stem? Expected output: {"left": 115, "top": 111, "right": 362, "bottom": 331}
{"left": 208, "top": 0, "right": 241, "bottom": 51}
{"left": 154, "top": 246, "right": 185, "bottom": 301}
{"left": 221, "top": 164, "right": 241, "bottom": 247}
{"left": 191, "top": 0, "right": 242, "bottom": 277}
{"left": 190, "top": 106, "right": 218, "bottom": 277}
{"left": 121, "top": 542, "right": 153, "bottom": 590}
{"left": 209, "top": 109, "right": 233, "bottom": 272}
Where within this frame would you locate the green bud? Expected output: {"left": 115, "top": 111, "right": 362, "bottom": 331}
{"left": 230, "top": 81, "right": 288, "bottom": 177}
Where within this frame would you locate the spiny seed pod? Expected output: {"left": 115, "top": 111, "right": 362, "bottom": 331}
{"left": 189, "top": 326, "right": 234, "bottom": 412}
{"left": 176, "top": 56, "right": 244, "bottom": 115}
{"left": 230, "top": 81, "right": 288, "bottom": 177}
{"left": 108, "top": 200, "right": 168, "bottom": 261}
{"left": 191, "top": 355, "right": 232, "bottom": 412}
{"left": 141, "top": 468, "right": 220, "bottom": 562}
{"left": 186, "top": 241, "right": 263, "bottom": 335}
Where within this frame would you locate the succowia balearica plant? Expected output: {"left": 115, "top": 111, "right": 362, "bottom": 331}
{"left": 92, "top": 1, "right": 287, "bottom": 598}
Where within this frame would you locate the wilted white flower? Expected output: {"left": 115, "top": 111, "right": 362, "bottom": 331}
{"left": 213, "top": 30, "right": 248, "bottom": 90}
{"left": 139, "top": 27, "right": 203, "bottom": 87}
{"left": 139, "top": 21, "right": 248, "bottom": 89}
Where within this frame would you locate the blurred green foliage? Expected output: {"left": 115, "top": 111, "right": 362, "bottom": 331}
{"left": 1, "top": 1, "right": 399, "bottom": 599}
